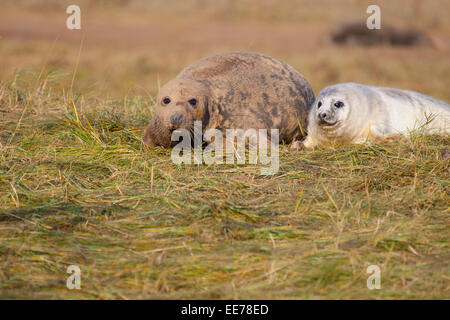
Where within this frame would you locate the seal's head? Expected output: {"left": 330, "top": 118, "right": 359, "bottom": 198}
{"left": 305, "top": 83, "right": 374, "bottom": 146}
{"left": 142, "top": 78, "right": 210, "bottom": 147}
{"left": 311, "top": 87, "right": 352, "bottom": 131}
{"left": 156, "top": 78, "right": 210, "bottom": 132}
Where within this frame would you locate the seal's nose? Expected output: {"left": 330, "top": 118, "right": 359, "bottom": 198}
{"left": 170, "top": 113, "right": 183, "bottom": 126}
{"left": 319, "top": 112, "right": 327, "bottom": 120}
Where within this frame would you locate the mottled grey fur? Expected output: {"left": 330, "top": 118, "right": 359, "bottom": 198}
{"left": 142, "top": 51, "right": 315, "bottom": 147}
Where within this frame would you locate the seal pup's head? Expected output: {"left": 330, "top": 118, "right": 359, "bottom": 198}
{"left": 310, "top": 86, "right": 352, "bottom": 131}
{"left": 142, "top": 78, "right": 211, "bottom": 147}
{"left": 307, "top": 83, "right": 373, "bottom": 145}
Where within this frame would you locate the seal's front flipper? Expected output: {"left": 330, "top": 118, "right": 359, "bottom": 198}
{"left": 290, "top": 140, "right": 304, "bottom": 151}
{"left": 293, "top": 136, "right": 317, "bottom": 149}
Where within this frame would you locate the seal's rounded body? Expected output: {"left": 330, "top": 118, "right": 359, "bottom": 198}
{"left": 298, "top": 83, "right": 450, "bottom": 148}
{"left": 142, "top": 51, "right": 315, "bottom": 147}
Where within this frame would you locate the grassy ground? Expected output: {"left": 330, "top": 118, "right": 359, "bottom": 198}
{"left": 0, "top": 0, "right": 449, "bottom": 299}
{"left": 0, "top": 72, "right": 448, "bottom": 299}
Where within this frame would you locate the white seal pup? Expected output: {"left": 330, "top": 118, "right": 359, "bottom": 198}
{"left": 293, "top": 82, "right": 450, "bottom": 148}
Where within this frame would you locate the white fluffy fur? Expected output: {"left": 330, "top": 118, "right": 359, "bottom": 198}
{"left": 299, "top": 83, "right": 450, "bottom": 148}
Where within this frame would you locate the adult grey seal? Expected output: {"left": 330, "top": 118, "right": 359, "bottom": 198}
{"left": 142, "top": 51, "right": 315, "bottom": 147}
{"left": 292, "top": 83, "right": 450, "bottom": 149}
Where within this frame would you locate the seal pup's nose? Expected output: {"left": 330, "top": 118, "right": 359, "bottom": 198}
{"left": 319, "top": 112, "right": 327, "bottom": 120}
{"left": 170, "top": 113, "right": 183, "bottom": 126}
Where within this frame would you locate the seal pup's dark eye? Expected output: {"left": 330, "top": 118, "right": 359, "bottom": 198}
{"left": 162, "top": 97, "right": 171, "bottom": 105}
{"left": 317, "top": 101, "right": 322, "bottom": 108}
{"left": 334, "top": 101, "right": 344, "bottom": 108}
{"left": 188, "top": 99, "right": 197, "bottom": 107}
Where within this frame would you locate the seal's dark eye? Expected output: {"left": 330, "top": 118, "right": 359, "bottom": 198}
{"left": 188, "top": 99, "right": 197, "bottom": 107}
{"left": 162, "top": 97, "right": 171, "bottom": 105}
{"left": 334, "top": 101, "right": 344, "bottom": 108}
{"left": 317, "top": 101, "right": 322, "bottom": 108}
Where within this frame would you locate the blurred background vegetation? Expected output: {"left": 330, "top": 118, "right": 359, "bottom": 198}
{"left": 0, "top": 0, "right": 449, "bottom": 99}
